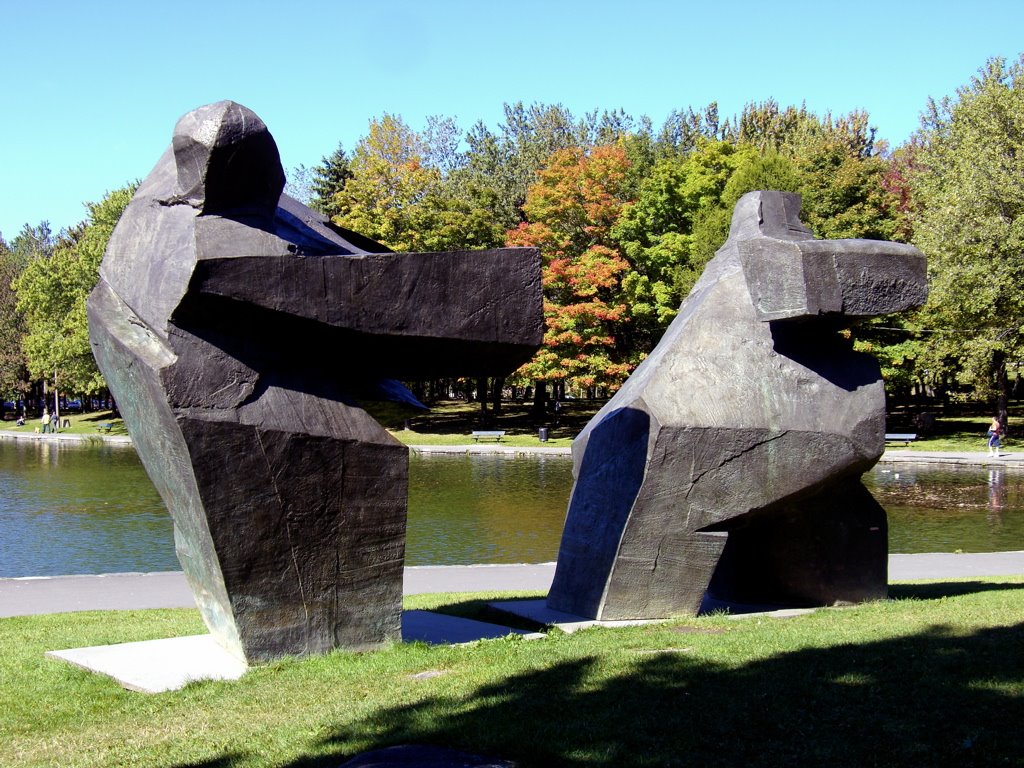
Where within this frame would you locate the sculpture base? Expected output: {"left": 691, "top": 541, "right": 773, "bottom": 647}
{"left": 491, "top": 596, "right": 817, "bottom": 633}
{"left": 46, "top": 635, "right": 247, "bottom": 694}
{"left": 46, "top": 612, "right": 543, "bottom": 693}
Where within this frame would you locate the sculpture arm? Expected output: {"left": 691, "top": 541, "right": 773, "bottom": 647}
{"left": 175, "top": 247, "right": 544, "bottom": 378}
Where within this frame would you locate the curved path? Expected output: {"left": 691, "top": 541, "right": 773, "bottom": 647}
{"left": 3, "top": 552, "right": 1023, "bottom": 619}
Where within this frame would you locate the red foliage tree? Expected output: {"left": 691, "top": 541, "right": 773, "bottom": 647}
{"left": 507, "top": 145, "right": 634, "bottom": 400}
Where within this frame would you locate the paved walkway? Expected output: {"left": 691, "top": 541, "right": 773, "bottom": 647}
{"left": 0, "top": 428, "right": 132, "bottom": 445}
{"left": 881, "top": 448, "right": 1024, "bottom": 467}
{"left": 3, "top": 554, "right": 1022, "bottom": 619}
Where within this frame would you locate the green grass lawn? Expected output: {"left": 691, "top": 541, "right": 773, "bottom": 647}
{"left": 0, "top": 402, "right": 1017, "bottom": 455}
{"left": 0, "top": 409, "right": 128, "bottom": 437}
{"left": 889, "top": 414, "right": 1012, "bottom": 453}
{"left": 385, "top": 398, "right": 600, "bottom": 449}
{"left": 3, "top": 580, "right": 1023, "bottom": 767}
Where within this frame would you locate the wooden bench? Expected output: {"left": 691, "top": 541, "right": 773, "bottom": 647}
{"left": 884, "top": 433, "right": 917, "bottom": 446}
{"left": 95, "top": 423, "right": 113, "bottom": 433}
{"left": 471, "top": 430, "right": 506, "bottom": 442}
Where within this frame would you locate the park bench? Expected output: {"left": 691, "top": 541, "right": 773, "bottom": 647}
{"left": 96, "top": 423, "right": 113, "bottom": 433}
{"left": 884, "top": 432, "right": 917, "bottom": 446}
{"left": 471, "top": 430, "right": 506, "bottom": 442}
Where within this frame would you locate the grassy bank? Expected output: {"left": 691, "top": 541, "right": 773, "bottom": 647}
{"left": 0, "top": 409, "right": 128, "bottom": 437}
{"left": 387, "top": 399, "right": 600, "bottom": 449}
{"left": 0, "top": 402, "right": 1017, "bottom": 455}
{"left": 890, "top": 414, "right": 1014, "bottom": 453}
{"left": 3, "top": 580, "right": 1023, "bottom": 767}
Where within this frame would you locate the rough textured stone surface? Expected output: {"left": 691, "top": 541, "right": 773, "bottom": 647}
{"left": 547, "top": 191, "right": 926, "bottom": 620}
{"left": 87, "top": 101, "right": 542, "bottom": 662}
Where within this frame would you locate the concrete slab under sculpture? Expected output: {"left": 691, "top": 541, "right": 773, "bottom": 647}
{"left": 547, "top": 191, "right": 927, "bottom": 621}
{"left": 87, "top": 101, "right": 542, "bottom": 663}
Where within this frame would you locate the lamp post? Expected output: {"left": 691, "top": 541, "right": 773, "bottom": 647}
{"left": 52, "top": 367, "right": 59, "bottom": 432}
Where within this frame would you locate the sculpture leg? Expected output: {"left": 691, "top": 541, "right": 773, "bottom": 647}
{"left": 547, "top": 407, "right": 650, "bottom": 619}
{"left": 177, "top": 416, "right": 407, "bottom": 661}
{"left": 707, "top": 478, "right": 888, "bottom": 606}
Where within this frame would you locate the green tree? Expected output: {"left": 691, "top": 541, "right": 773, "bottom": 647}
{"left": 0, "top": 223, "right": 55, "bottom": 404}
{"left": 464, "top": 102, "right": 588, "bottom": 230}
{"left": 332, "top": 114, "right": 502, "bottom": 252}
{"left": 331, "top": 114, "right": 431, "bottom": 248}
{"left": 309, "top": 143, "right": 353, "bottom": 219}
{"left": 655, "top": 103, "right": 721, "bottom": 159}
{"left": 910, "top": 55, "right": 1024, "bottom": 423}
{"left": 0, "top": 236, "right": 29, "bottom": 402}
{"left": 9, "top": 221, "right": 55, "bottom": 266}
{"left": 796, "top": 135, "right": 898, "bottom": 240}
{"left": 687, "top": 149, "right": 805, "bottom": 287}
{"left": 721, "top": 100, "right": 877, "bottom": 160}
{"left": 14, "top": 186, "right": 135, "bottom": 398}
{"left": 612, "top": 140, "right": 759, "bottom": 348}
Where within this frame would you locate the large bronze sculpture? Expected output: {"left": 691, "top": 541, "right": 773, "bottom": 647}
{"left": 87, "top": 101, "right": 542, "bottom": 663}
{"left": 547, "top": 191, "right": 927, "bottom": 620}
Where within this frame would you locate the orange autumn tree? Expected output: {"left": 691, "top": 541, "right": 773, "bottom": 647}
{"left": 507, "top": 144, "right": 634, "bottom": 406}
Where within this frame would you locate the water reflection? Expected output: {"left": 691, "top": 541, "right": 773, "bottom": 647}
{"left": 0, "top": 442, "right": 574, "bottom": 576}
{"left": 866, "top": 463, "right": 1024, "bottom": 554}
{"left": 3, "top": 439, "right": 1024, "bottom": 577}
{"left": 0, "top": 439, "right": 176, "bottom": 577}
{"left": 407, "top": 452, "right": 571, "bottom": 565}
{"left": 988, "top": 468, "right": 1006, "bottom": 521}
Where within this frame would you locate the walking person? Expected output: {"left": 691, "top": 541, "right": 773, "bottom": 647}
{"left": 40, "top": 408, "right": 50, "bottom": 434}
{"left": 987, "top": 416, "right": 1003, "bottom": 457}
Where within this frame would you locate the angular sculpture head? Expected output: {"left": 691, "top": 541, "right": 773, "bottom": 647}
{"left": 547, "top": 190, "right": 927, "bottom": 620}
{"left": 88, "top": 101, "right": 543, "bottom": 663}
{"left": 170, "top": 101, "right": 285, "bottom": 216}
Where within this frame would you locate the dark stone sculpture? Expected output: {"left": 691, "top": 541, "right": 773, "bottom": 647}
{"left": 87, "top": 101, "right": 542, "bottom": 662}
{"left": 547, "top": 191, "right": 926, "bottom": 620}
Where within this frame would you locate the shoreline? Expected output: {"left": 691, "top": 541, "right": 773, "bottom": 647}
{"left": 2, "top": 428, "right": 1023, "bottom": 467}
{"left": 0, "top": 428, "right": 132, "bottom": 445}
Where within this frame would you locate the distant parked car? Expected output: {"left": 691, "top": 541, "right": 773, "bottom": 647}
{"left": 2, "top": 401, "right": 15, "bottom": 409}
{"left": 65, "top": 399, "right": 82, "bottom": 411}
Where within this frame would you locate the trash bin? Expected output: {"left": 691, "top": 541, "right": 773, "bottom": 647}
{"left": 538, "top": 427, "right": 549, "bottom": 442}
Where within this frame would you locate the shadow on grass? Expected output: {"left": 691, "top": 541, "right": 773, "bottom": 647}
{"left": 80, "top": 411, "right": 118, "bottom": 424}
{"left": 402, "top": 400, "right": 601, "bottom": 441}
{"left": 423, "top": 596, "right": 549, "bottom": 633}
{"left": 167, "top": 756, "right": 246, "bottom": 768}
{"left": 890, "top": 580, "right": 1024, "bottom": 601}
{"left": 260, "top": 619, "right": 1024, "bottom": 768}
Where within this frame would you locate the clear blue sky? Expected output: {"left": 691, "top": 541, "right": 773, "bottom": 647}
{"left": 2, "top": 0, "right": 1021, "bottom": 240}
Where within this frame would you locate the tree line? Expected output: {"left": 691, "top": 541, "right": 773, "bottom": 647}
{"left": 3, "top": 55, "right": 1024, "bottom": 422}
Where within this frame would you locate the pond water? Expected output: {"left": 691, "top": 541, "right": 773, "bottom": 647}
{"left": 0, "top": 440, "right": 572, "bottom": 577}
{"left": 1, "top": 439, "right": 1022, "bottom": 577}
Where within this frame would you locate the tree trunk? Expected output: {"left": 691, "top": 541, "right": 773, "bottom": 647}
{"left": 995, "top": 350, "right": 1010, "bottom": 433}
{"left": 530, "top": 380, "right": 547, "bottom": 418}
{"left": 490, "top": 376, "right": 504, "bottom": 415}
{"left": 472, "top": 377, "right": 486, "bottom": 418}
{"left": 53, "top": 368, "right": 59, "bottom": 431}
